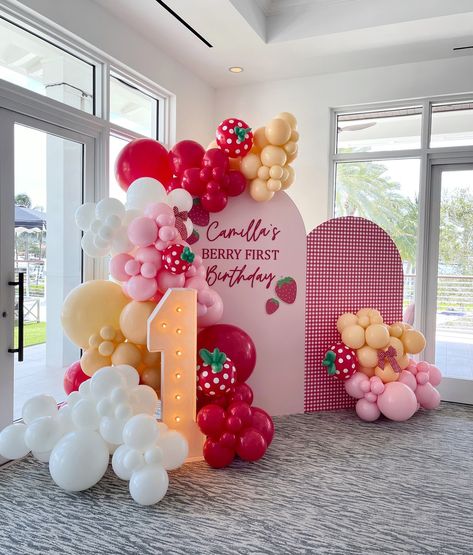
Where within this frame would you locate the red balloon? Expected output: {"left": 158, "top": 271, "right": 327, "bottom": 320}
{"left": 198, "top": 324, "right": 256, "bottom": 383}
{"left": 226, "top": 171, "right": 247, "bottom": 197}
{"left": 219, "top": 431, "right": 237, "bottom": 448}
{"left": 203, "top": 437, "right": 235, "bottom": 468}
{"left": 236, "top": 428, "right": 267, "bottom": 462}
{"left": 169, "top": 140, "right": 205, "bottom": 177}
{"left": 196, "top": 404, "right": 226, "bottom": 438}
{"left": 250, "top": 407, "right": 274, "bottom": 446}
{"left": 228, "top": 401, "right": 252, "bottom": 427}
{"left": 203, "top": 148, "right": 229, "bottom": 171}
{"left": 63, "top": 361, "right": 89, "bottom": 395}
{"left": 201, "top": 191, "right": 228, "bottom": 213}
{"left": 115, "top": 138, "right": 173, "bottom": 191}
{"left": 225, "top": 415, "right": 243, "bottom": 433}
{"left": 182, "top": 168, "right": 206, "bottom": 196}
{"left": 226, "top": 383, "right": 254, "bottom": 406}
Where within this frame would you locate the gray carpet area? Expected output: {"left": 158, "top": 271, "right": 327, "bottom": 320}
{"left": 0, "top": 403, "right": 472, "bottom": 555}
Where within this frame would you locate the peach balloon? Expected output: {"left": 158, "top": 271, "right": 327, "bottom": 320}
{"left": 286, "top": 146, "right": 298, "bottom": 164}
{"left": 357, "top": 345, "right": 379, "bottom": 368}
{"left": 257, "top": 165, "right": 270, "bottom": 180}
{"left": 280, "top": 165, "right": 295, "bottom": 190}
{"left": 269, "top": 165, "right": 284, "bottom": 179}
{"left": 249, "top": 178, "right": 274, "bottom": 202}
{"left": 240, "top": 152, "right": 262, "bottom": 179}
{"left": 401, "top": 329, "right": 426, "bottom": 354}
{"left": 398, "top": 354, "right": 410, "bottom": 370}
{"left": 260, "top": 145, "right": 287, "bottom": 168}
{"left": 141, "top": 349, "right": 161, "bottom": 367}
{"left": 356, "top": 308, "right": 371, "bottom": 318}
{"left": 267, "top": 178, "right": 282, "bottom": 192}
{"left": 276, "top": 112, "right": 297, "bottom": 130}
{"left": 368, "top": 309, "right": 384, "bottom": 325}
{"left": 61, "top": 280, "right": 129, "bottom": 349}
{"left": 358, "top": 366, "right": 376, "bottom": 378}
{"left": 336, "top": 312, "right": 358, "bottom": 333}
{"left": 111, "top": 342, "right": 142, "bottom": 367}
{"left": 252, "top": 127, "right": 269, "bottom": 152}
{"left": 265, "top": 118, "right": 292, "bottom": 146}
{"left": 290, "top": 129, "right": 300, "bottom": 142}
{"left": 375, "top": 363, "right": 400, "bottom": 383}
{"left": 229, "top": 157, "right": 241, "bottom": 170}
{"left": 98, "top": 341, "right": 115, "bottom": 357}
{"left": 365, "top": 324, "right": 390, "bottom": 349}
{"left": 358, "top": 315, "right": 370, "bottom": 328}
{"left": 80, "top": 348, "right": 110, "bottom": 377}
{"left": 140, "top": 367, "right": 161, "bottom": 394}
{"left": 284, "top": 141, "right": 298, "bottom": 156}
{"left": 119, "top": 300, "right": 156, "bottom": 345}
{"left": 388, "top": 337, "right": 404, "bottom": 358}
{"left": 389, "top": 323, "right": 404, "bottom": 338}
{"left": 341, "top": 324, "right": 366, "bottom": 350}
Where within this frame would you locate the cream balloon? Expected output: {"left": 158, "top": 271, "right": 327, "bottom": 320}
{"left": 80, "top": 348, "right": 111, "bottom": 377}
{"left": 260, "top": 145, "right": 287, "bottom": 168}
{"left": 111, "top": 342, "right": 142, "bottom": 367}
{"left": 269, "top": 165, "right": 284, "bottom": 179}
{"left": 257, "top": 166, "right": 270, "bottom": 180}
{"left": 401, "top": 329, "right": 426, "bottom": 354}
{"left": 267, "top": 179, "right": 282, "bottom": 192}
{"left": 276, "top": 112, "right": 297, "bottom": 130}
{"left": 252, "top": 127, "right": 269, "bottom": 152}
{"left": 249, "top": 179, "right": 274, "bottom": 202}
{"left": 341, "top": 324, "right": 365, "bottom": 350}
{"left": 280, "top": 165, "right": 295, "bottom": 190}
{"left": 357, "top": 345, "right": 379, "bottom": 368}
{"left": 240, "top": 152, "right": 262, "bottom": 179}
{"left": 265, "top": 118, "right": 292, "bottom": 146}
{"left": 119, "top": 301, "right": 156, "bottom": 345}
{"left": 365, "top": 324, "right": 390, "bottom": 349}
{"left": 336, "top": 312, "right": 358, "bottom": 333}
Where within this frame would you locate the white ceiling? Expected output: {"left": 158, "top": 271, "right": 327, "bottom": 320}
{"left": 93, "top": 0, "right": 473, "bottom": 88}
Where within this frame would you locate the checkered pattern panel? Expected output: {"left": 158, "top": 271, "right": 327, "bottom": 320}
{"left": 304, "top": 217, "right": 404, "bottom": 412}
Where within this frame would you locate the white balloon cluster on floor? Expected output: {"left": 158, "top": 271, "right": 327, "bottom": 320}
{"left": 0, "top": 365, "right": 188, "bottom": 505}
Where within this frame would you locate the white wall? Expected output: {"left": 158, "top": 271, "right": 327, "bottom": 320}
{"left": 15, "top": 0, "right": 216, "bottom": 144}
{"left": 215, "top": 57, "right": 473, "bottom": 232}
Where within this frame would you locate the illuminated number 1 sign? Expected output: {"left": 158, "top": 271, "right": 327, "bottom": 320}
{"left": 147, "top": 288, "right": 204, "bottom": 461}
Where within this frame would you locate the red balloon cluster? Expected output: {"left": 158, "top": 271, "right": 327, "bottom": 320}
{"left": 170, "top": 141, "right": 247, "bottom": 213}
{"left": 197, "top": 402, "right": 274, "bottom": 468}
{"left": 63, "top": 360, "right": 89, "bottom": 395}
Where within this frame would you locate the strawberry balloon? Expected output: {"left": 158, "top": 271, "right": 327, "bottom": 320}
{"left": 323, "top": 343, "right": 358, "bottom": 381}
{"left": 197, "top": 348, "right": 236, "bottom": 398}
{"left": 216, "top": 118, "right": 253, "bottom": 158}
{"left": 162, "top": 245, "right": 195, "bottom": 274}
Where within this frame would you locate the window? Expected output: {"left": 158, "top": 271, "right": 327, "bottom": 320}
{"left": 109, "top": 135, "right": 129, "bottom": 203}
{"left": 0, "top": 17, "right": 95, "bottom": 113}
{"left": 430, "top": 102, "right": 473, "bottom": 148}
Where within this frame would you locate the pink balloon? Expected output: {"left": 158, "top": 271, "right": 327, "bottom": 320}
{"left": 144, "top": 202, "right": 173, "bottom": 220}
{"left": 110, "top": 253, "right": 133, "bottom": 282}
{"left": 185, "top": 265, "right": 197, "bottom": 278}
{"left": 415, "top": 382, "right": 441, "bottom": 409}
{"left": 198, "top": 290, "right": 223, "bottom": 328}
{"left": 377, "top": 382, "right": 417, "bottom": 421}
{"left": 399, "top": 370, "right": 417, "bottom": 392}
{"left": 156, "top": 269, "right": 186, "bottom": 293}
{"left": 197, "top": 303, "right": 208, "bottom": 317}
{"left": 154, "top": 239, "right": 169, "bottom": 251}
{"left": 416, "top": 371, "right": 429, "bottom": 385}
{"left": 416, "top": 361, "right": 430, "bottom": 373}
{"left": 344, "top": 372, "right": 369, "bottom": 399}
{"left": 185, "top": 276, "right": 209, "bottom": 291}
{"left": 159, "top": 226, "right": 178, "bottom": 242}
{"left": 364, "top": 392, "right": 377, "bottom": 403}
{"left": 125, "top": 259, "right": 141, "bottom": 276}
{"left": 428, "top": 365, "right": 442, "bottom": 387}
{"left": 198, "top": 289, "right": 214, "bottom": 307}
{"left": 369, "top": 376, "right": 385, "bottom": 395}
{"left": 156, "top": 214, "right": 175, "bottom": 227}
{"left": 128, "top": 217, "right": 158, "bottom": 247}
{"left": 356, "top": 398, "right": 381, "bottom": 421}
{"left": 141, "top": 262, "right": 158, "bottom": 278}
{"left": 126, "top": 274, "right": 158, "bottom": 301}
{"left": 193, "top": 255, "right": 203, "bottom": 267}
{"left": 135, "top": 246, "right": 162, "bottom": 267}
{"left": 196, "top": 266, "right": 207, "bottom": 278}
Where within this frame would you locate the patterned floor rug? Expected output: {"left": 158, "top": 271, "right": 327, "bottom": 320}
{"left": 0, "top": 403, "right": 471, "bottom": 554}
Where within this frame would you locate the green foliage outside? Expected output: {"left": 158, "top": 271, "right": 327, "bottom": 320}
{"left": 14, "top": 322, "right": 46, "bottom": 348}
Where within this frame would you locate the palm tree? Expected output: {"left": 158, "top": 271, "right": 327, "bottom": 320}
{"left": 15, "top": 193, "right": 32, "bottom": 208}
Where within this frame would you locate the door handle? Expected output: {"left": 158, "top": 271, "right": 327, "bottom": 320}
{"left": 8, "top": 271, "right": 24, "bottom": 362}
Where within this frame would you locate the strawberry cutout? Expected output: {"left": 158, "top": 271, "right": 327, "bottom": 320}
{"left": 275, "top": 277, "right": 297, "bottom": 304}
{"left": 162, "top": 245, "right": 195, "bottom": 274}
{"left": 323, "top": 343, "right": 358, "bottom": 381}
{"left": 187, "top": 229, "right": 199, "bottom": 245}
{"left": 216, "top": 118, "right": 253, "bottom": 158}
{"left": 188, "top": 197, "right": 210, "bottom": 227}
{"left": 197, "top": 348, "right": 236, "bottom": 397}
{"left": 266, "top": 298, "right": 279, "bottom": 315}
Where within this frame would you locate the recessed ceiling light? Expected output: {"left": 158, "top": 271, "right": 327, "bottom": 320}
{"left": 229, "top": 66, "right": 243, "bottom": 73}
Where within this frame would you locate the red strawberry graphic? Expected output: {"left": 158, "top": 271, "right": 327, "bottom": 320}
{"left": 323, "top": 343, "right": 358, "bottom": 381}
{"left": 188, "top": 197, "right": 210, "bottom": 227}
{"left": 162, "top": 245, "right": 195, "bottom": 274}
{"left": 197, "top": 348, "right": 236, "bottom": 398}
{"left": 187, "top": 229, "right": 199, "bottom": 245}
{"left": 216, "top": 118, "right": 253, "bottom": 158}
{"left": 275, "top": 277, "right": 297, "bottom": 304}
{"left": 266, "top": 298, "right": 279, "bottom": 315}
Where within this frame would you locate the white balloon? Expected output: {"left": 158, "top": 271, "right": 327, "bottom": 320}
{"left": 93, "top": 234, "right": 110, "bottom": 249}
{"left": 96, "top": 198, "right": 125, "bottom": 221}
{"left": 72, "top": 399, "right": 100, "bottom": 430}
{"left": 110, "top": 227, "right": 133, "bottom": 255}
{"left": 115, "top": 403, "right": 133, "bottom": 420}
{"left": 96, "top": 398, "right": 114, "bottom": 417}
{"left": 22, "top": 395, "right": 57, "bottom": 424}
{"left": 126, "top": 178, "right": 166, "bottom": 212}
{"left": 57, "top": 405, "right": 76, "bottom": 436}
{"left": 98, "top": 225, "right": 114, "bottom": 242}
{"left": 24, "top": 416, "right": 62, "bottom": 452}
{"left": 78, "top": 380, "right": 92, "bottom": 399}
{"left": 106, "top": 441, "right": 119, "bottom": 455}
{"left": 91, "top": 367, "right": 126, "bottom": 400}
{"left": 75, "top": 203, "right": 96, "bottom": 231}
{"left": 130, "top": 385, "right": 159, "bottom": 416}
{"left": 0, "top": 423, "right": 30, "bottom": 459}
{"left": 112, "top": 444, "right": 135, "bottom": 480}
{"left": 32, "top": 450, "right": 51, "bottom": 463}
{"left": 110, "top": 386, "right": 129, "bottom": 404}
{"left": 81, "top": 230, "right": 108, "bottom": 258}
{"left": 129, "top": 464, "right": 169, "bottom": 505}
{"left": 123, "top": 209, "right": 142, "bottom": 225}
{"left": 114, "top": 365, "right": 140, "bottom": 389}
{"left": 144, "top": 446, "right": 163, "bottom": 465}
{"left": 123, "top": 414, "right": 159, "bottom": 451}
{"left": 99, "top": 416, "right": 126, "bottom": 445}
{"left": 157, "top": 430, "right": 188, "bottom": 470}
{"left": 106, "top": 214, "right": 121, "bottom": 229}
{"left": 123, "top": 449, "right": 145, "bottom": 473}
{"left": 166, "top": 188, "right": 193, "bottom": 212}
{"left": 66, "top": 391, "right": 82, "bottom": 408}
{"left": 90, "top": 219, "right": 102, "bottom": 234}
{"left": 157, "top": 422, "right": 169, "bottom": 434}
{"left": 49, "top": 430, "right": 109, "bottom": 492}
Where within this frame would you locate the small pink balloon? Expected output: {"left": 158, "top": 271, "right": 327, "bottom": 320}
{"left": 377, "top": 382, "right": 417, "bottom": 421}
{"left": 198, "top": 289, "right": 214, "bottom": 307}
{"left": 141, "top": 262, "right": 157, "bottom": 278}
{"left": 110, "top": 253, "right": 133, "bottom": 282}
{"left": 125, "top": 259, "right": 141, "bottom": 276}
{"left": 193, "top": 255, "right": 203, "bottom": 267}
{"left": 360, "top": 381, "right": 370, "bottom": 393}
{"left": 369, "top": 376, "right": 385, "bottom": 395}
{"left": 416, "top": 382, "right": 441, "bottom": 409}
{"left": 156, "top": 269, "right": 186, "bottom": 293}
{"left": 344, "top": 372, "right": 369, "bottom": 400}
{"left": 416, "top": 371, "right": 429, "bottom": 385}
{"left": 144, "top": 202, "right": 173, "bottom": 219}
{"left": 198, "top": 290, "right": 223, "bottom": 328}
{"left": 197, "top": 303, "right": 208, "bottom": 317}
{"left": 135, "top": 246, "right": 162, "bottom": 267}
{"left": 185, "top": 276, "right": 209, "bottom": 291}
{"left": 416, "top": 361, "right": 430, "bottom": 373}
{"left": 428, "top": 365, "right": 442, "bottom": 387}
{"left": 399, "top": 370, "right": 417, "bottom": 392}
{"left": 126, "top": 275, "right": 158, "bottom": 301}
{"left": 356, "top": 398, "right": 381, "bottom": 422}
{"left": 155, "top": 239, "right": 169, "bottom": 251}
{"left": 185, "top": 265, "right": 197, "bottom": 278}
{"left": 364, "top": 392, "right": 377, "bottom": 403}
{"left": 156, "top": 214, "right": 175, "bottom": 227}
{"left": 128, "top": 217, "right": 158, "bottom": 247}
{"left": 196, "top": 266, "right": 207, "bottom": 278}
{"left": 159, "top": 226, "right": 178, "bottom": 242}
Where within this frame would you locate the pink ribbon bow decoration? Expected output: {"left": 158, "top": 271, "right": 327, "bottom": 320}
{"left": 377, "top": 346, "right": 402, "bottom": 373}
{"left": 173, "top": 206, "right": 189, "bottom": 240}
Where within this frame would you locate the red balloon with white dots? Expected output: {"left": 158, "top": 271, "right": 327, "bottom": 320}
{"left": 216, "top": 118, "right": 253, "bottom": 158}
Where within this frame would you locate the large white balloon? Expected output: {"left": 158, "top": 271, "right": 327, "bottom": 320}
{"left": 122, "top": 414, "right": 159, "bottom": 451}
{"left": 0, "top": 423, "right": 30, "bottom": 460}
{"left": 129, "top": 385, "right": 159, "bottom": 416}
{"left": 71, "top": 399, "right": 100, "bottom": 430}
{"left": 90, "top": 367, "right": 126, "bottom": 401}
{"left": 95, "top": 198, "right": 125, "bottom": 221}
{"left": 22, "top": 395, "right": 57, "bottom": 424}
{"left": 166, "top": 188, "right": 193, "bottom": 212}
{"left": 81, "top": 230, "right": 109, "bottom": 258}
{"left": 129, "top": 464, "right": 169, "bottom": 505}
{"left": 24, "top": 416, "right": 62, "bottom": 452}
{"left": 75, "top": 202, "right": 96, "bottom": 231}
{"left": 49, "top": 430, "right": 109, "bottom": 491}
{"left": 126, "top": 178, "right": 166, "bottom": 212}
{"left": 157, "top": 430, "right": 189, "bottom": 470}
